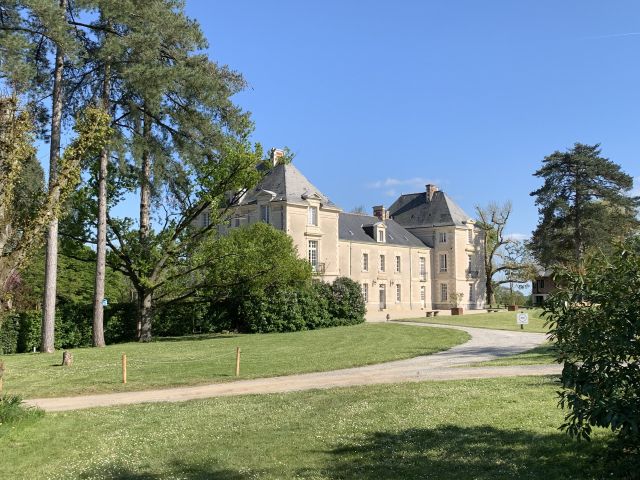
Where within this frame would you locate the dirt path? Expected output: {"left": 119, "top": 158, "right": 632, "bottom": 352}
{"left": 25, "top": 322, "right": 560, "bottom": 412}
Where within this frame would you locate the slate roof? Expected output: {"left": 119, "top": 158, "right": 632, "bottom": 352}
{"left": 388, "top": 190, "right": 472, "bottom": 227}
{"left": 238, "top": 163, "right": 338, "bottom": 208}
{"left": 338, "top": 213, "right": 427, "bottom": 247}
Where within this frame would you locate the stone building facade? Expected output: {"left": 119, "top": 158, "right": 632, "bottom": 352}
{"left": 208, "top": 151, "right": 486, "bottom": 316}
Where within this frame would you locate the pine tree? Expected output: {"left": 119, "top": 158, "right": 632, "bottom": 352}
{"left": 530, "top": 143, "right": 640, "bottom": 267}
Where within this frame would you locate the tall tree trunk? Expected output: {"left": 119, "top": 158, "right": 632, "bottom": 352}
{"left": 92, "top": 60, "right": 111, "bottom": 348}
{"left": 485, "top": 269, "right": 494, "bottom": 306}
{"left": 138, "top": 288, "right": 153, "bottom": 342}
{"left": 137, "top": 111, "right": 153, "bottom": 341}
{"left": 41, "top": 0, "right": 67, "bottom": 353}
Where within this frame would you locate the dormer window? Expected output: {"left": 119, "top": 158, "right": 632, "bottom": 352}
{"left": 377, "top": 229, "right": 385, "bottom": 242}
{"left": 308, "top": 206, "right": 318, "bottom": 226}
{"left": 260, "top": 204, "right": 270, "bottom": 223}
{"left": 376, "top": 224, "right": 386, "bottom": 243}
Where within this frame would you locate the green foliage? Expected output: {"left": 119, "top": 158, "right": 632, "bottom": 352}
{"left": 198, "top": 222, "right": 312, "bottom": 306}
{"left": 530, "top": 143, "right": 639, "bottom": 267}
{"left": 328, "top": 277, "right": 367, "bottom": 325}
{"left": 544, "top": 237, "right": 640, "bottom": 454}
{"left": 0, "top": 394, "right": 42, "bottom": 428}
{"left": 239, "top": 278, "right": 366, "bottom": 334}
{"left": 0, "top": 302, "right": 137, "bottom": 353}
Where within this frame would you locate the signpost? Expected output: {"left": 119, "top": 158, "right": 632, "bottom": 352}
{"left": 516, "top": 312, "right": 529, "bottom": 330}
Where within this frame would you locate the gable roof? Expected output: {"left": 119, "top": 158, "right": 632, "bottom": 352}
{"left": 339, "top": 213, "right": 427, "bottom": 247}
{"left": 238, "top": 163, "right": 338, "bottom": 208}
{"left": 388, "top": 190, "right": 472, "bottom": 227}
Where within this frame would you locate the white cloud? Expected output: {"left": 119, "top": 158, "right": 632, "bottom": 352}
{"left": 505, "top": 232, "right": 529, "bottom": 242}
{"left": 367, "top": 177, "right": 438, "bottom": 191}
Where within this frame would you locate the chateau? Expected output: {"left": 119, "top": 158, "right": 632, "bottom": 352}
{"left": 208, "top": 150, "right": 486, "bottom": 317}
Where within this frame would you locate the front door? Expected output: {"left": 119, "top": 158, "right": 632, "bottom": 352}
{"left": 379, "top": 284, "right": 386, "bottom": 310}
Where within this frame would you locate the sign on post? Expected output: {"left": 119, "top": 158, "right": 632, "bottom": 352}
{"left": 517, "top": 312, "right": 529, "bottom": 329}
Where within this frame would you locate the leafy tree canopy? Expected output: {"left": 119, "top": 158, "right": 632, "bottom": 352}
{"left": 544, "top": 237, "right": 640, "bottom": 463}
{"left": 530, "top": 143, "right": 639, "bottom": 267}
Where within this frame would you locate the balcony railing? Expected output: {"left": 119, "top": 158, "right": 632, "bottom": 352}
{"left": 312, "top": 262, "right": 326, "bottom": 275}
{"left": 466, "top": 270, "right": 479, "bottom": 278}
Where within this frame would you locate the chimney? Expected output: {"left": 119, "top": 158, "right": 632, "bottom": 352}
{"left": 270, "top": 148, "right": 285, "bottom": 166}
{"left": 373, "top": 205, "right": 388, "bottom": 220}
{"left": 426, "top": 184, "right": 439, "bottom": 201}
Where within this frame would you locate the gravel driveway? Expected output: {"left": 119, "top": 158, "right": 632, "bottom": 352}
{"left": 26, "top": 322, "right": 560, "bottom": 412}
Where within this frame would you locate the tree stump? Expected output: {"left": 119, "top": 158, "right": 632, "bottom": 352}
{"left": 62, "top": 351, "right": 73, "bottom": 367}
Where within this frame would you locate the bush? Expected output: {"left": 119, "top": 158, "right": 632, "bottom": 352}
{"left": 328, "top": 277, "right": 366, "bottom": 325}
{"left": 545, "top": 238, "right": 640, "bottom": 454}
{"left": 238, "top": 278, "right": 366, "bottom": 334}
{"left": 0, "top": 394, "right": 43, "bottom": 427}
{"left": 0, "top": 315, "right": 19, "bottom": 354}
{"left": 153, "top": 302, "right": 212, "bottom": 337}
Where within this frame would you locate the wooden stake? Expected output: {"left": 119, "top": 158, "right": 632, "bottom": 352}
{"left": 235, "top": 347, "right": 241, "bottom": 377}
{"left": 122, "top": 353, "right": 127, "bottom": 384}
{"left": 0, "top": 361, "right": 4, "bottom": 394}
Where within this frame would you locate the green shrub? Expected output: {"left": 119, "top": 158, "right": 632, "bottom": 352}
{"left": 17, "top": 311, "right": 40, "bottom": 353}
{"left": 328, "top": 277, "right": 366, "bottom": 325}
{"left": 241, "top": 288, "right": 306, "bottom": 333}
{"left": 545, "top": 238, "right": 640, "bottom": 454}
{"left": 153, "top": 302, "right": 212, "bottom": 337}
{"left": 236, "top": 278, "right": 365, "bottom": 334}
{"left": 0, "top": 315, "right": 19, "bottom": 354}
{"left": 0, "top": 394, "right": 43, "bottom": 427}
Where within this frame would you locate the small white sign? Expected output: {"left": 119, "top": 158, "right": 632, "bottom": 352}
{"left": 517, "top": 313, "right": 529, "bottom": 325}
{"left": 102, "top": 298, "right": 108, "bottom": 307}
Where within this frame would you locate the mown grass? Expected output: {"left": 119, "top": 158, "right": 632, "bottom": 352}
{"left": 0, "top": 323, "right": 468, "bottom": 398}
{"left": 471, "top": 342, "right": 558, "bottom": 367}
{"left": 0, "top": 376, "right": 615, "bottom": 479}
{"left": 398, "top": 309, "right": 549, "bottom": 333}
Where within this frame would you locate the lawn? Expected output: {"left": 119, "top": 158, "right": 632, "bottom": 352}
{"left": 470, "top": 342, "right": 558, "bottom": 367}
{"left": 0, "top": 323, "right": 468, "bottom": 398}
{"left": 398, "top": 309, "right": 549, "bottom": 333}
{"left": 0, "top": 376, "right": 615, "bottom": 479}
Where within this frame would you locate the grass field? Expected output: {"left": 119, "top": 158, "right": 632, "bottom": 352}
{"left": 398, "top": 309, "right": 550, "bottom": 333}
{"left": 0, "top": 376, "right": 614, "bottom": 479}
{"left": 0, "top": 323, "right": 468, "bottom": 398}
{"left": 470, "top": 343, "right": 558, "bottom": 367}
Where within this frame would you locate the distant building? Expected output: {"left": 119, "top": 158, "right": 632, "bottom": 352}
{"left": 205, "top": 149, "right": 486, "bottom": 316}
{"left": 531, "top": 271, "right": 556, "bottom": 306}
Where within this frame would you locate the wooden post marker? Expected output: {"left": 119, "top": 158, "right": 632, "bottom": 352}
{"left": 122, "top": 353, "right": 127, "bottom": 384}
{"left": 235, "top": 347, "right": 241, "bottom": 377}
{"left": 0, "top": 361, "right": 4, "bottom": 394}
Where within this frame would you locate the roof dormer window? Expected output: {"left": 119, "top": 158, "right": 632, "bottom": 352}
{"left": 377, "top": 229, "right": 385, "bottom": 243}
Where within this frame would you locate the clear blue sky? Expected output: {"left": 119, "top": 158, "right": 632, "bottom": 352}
{"left": 184, "top": 0, "right": 640, "bottom": 239}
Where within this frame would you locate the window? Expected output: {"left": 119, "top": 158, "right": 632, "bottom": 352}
{"left": 468, "top": 255, "right": 472, "bottom": 271}
{"left": 362, "top": 253, "right": 369, "bottom": 272}
{"left": 308, "top": 206, "right": 318, "bottom": 226}
{"left": 439, "top": 254, "right": 447, "bottom": 272}
{"left": 377, "top": 229, "right": 385, "bottom": 243}
{"left": 308, "top": 240, "right": 318, "bottom": 271}
{"left": 396, "top": 284, "right": 402, "bottom": 302}
{"left": 420, "top": 286, "right": 426, "bottom": 306}
{"left": 468, "top": 229, "right": 473, "bottom": 243}
{"left": 202, "top": 212, "right": 210, "bottom": 227}
{"left": 539, "top": 279, "right": 545, "bottom": 289}
{"left": 440, "top": 283, "right": 448, "bottom": 302}
{"left": 395, "top": 256, "right": 401, "bottom": 273}
{"left": 260, "top": 204, "right": 270, "bottom": 223}
{"left": 419, "top": 256, "right": 426, "bottom": 280}
{"left": 233, "top": 216, "right": 241, "bottom": 228}
{"left": 439, "top": 232, "right": 447, "bottom": 243}
{"left": 379, "top": 254, "right": 386, "bottom": 272}
{"left": 362, "top": 283, "right": 369, "bottom": 303}
{"left": 469, "top": 283, "right": 475, "bottom": 303}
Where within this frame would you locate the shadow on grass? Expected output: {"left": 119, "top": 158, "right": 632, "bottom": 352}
{"left": 151, "top": 333, "right": 241, "bottom": 343}
{"left": 306, "top": 425, "right": 611, "bottom": 480}
{"left": 78, "top": 460, "right": 257, "bottom": 479}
